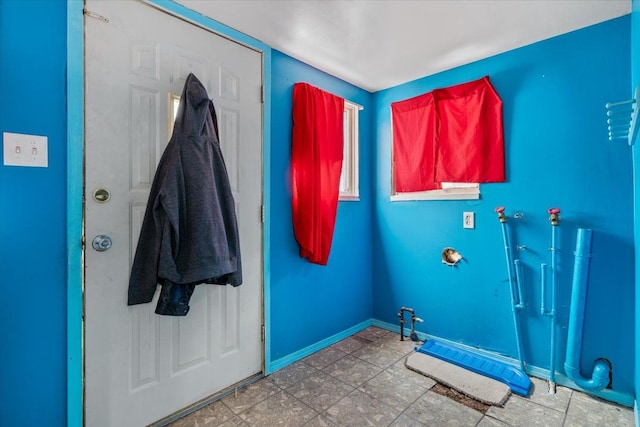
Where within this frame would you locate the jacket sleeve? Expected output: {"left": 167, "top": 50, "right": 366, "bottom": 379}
{"left": 127, "top": 195, "right": 164, "bottom": 305}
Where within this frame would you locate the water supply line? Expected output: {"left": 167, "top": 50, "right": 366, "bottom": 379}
{"left": 513, "top": 260, "right": 524, "bottom": 310}
{"left": 398, "top": 307, "right": 423, "bottom": 342}
{"left": 564, "top": 228, "right": 610, "bottom": 391}
{"left": 495, "top": 207, "right": 526, "bottom": 371}
{"left": 541, "top": 207, "right": 560, "bottom": 394}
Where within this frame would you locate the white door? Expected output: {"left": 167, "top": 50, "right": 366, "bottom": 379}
{"left": 84, "top": 1, "right": 263, "bottom": 425}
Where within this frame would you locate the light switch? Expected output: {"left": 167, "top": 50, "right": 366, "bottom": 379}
{"left": 3, "top": 132, "right": 48, "bottom": 167}
{"left": 463, "top": 212, "right": 475, "bottom": 229}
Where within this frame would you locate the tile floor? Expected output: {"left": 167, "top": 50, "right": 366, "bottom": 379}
{"left": 168, "top": 327, "right": 635, "bottom": 427}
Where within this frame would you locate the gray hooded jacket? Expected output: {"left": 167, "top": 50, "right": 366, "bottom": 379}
{"left": 128, "top": 73, "right": 242, "bottom": 308}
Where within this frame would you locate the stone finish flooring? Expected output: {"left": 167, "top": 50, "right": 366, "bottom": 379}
{"left": 168, "top": 327, "right": 635, "bottom": 427}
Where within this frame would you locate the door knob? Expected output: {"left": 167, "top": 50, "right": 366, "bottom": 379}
{"left": 92, "top": 235, "right": 113, "bottom": 252}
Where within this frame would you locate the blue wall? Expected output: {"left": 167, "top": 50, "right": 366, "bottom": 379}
{"left": 372, "top": 16, "right": 635, "bottom": 397}
{"left": 0, "top": 1, "right": 68, "bottom": 425}
{"left": 269, "top": 51, "right": 373, "bottom": 362}
{"left": 632, "top": 0, "right": 640, "bottom": 414}
{"left": 0, "top": 1, "right": 636, "bottom": 424}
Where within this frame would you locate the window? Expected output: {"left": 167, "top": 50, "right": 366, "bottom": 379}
{"left": 172, "top": 92, "right": 361, "bottom": 201}
{"left": 390, "top": 102, "right": 479, "bottom": 200}
{"left": 340, "top": 100, "right": 360, "bottom": 201}
{"left": 169, "top": 93, "right": 180, "bottom": 138}
{"left": 390, "top": 76, "right": 504, "bottom": 201}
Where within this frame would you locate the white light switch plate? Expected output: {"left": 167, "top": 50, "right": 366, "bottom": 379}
{"left": 463, "top": 212, "right": 475, "bottom": 229}
{"left": 3, "top": 132, "right": 48, "bottom": 167}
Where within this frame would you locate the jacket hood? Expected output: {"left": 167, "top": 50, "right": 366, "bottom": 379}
{"left": 172, "top": 73, "right": 212, "bottom": 138}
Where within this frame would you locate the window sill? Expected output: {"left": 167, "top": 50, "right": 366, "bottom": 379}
{"left": 339, "top": 194, "right": 360, "bottom": 202}
{"left": 391, "top": 188, "right": 479, "bottom": 201}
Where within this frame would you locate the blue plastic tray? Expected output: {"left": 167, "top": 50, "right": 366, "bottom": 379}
{"left": 416, "top": 339, "right": 531, "bottom": 396}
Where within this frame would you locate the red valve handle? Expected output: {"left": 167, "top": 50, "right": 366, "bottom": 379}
{"left": 495, "top": 206, "right": 505, "bottom": 213}
{"left": 548, "top": 207, "right": 560, "bottom": 215}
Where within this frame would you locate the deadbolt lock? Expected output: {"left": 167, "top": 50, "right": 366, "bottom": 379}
{"left": 93, "top": 188, "right": 111, "bottom": 203}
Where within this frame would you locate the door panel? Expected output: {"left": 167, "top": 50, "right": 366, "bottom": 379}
{"left": 85, "top": 1, "right": 263, "bottom": 425}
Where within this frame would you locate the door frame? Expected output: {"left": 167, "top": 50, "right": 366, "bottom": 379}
{"left": 66, "top": 1, "right": 273, "bottom": 425}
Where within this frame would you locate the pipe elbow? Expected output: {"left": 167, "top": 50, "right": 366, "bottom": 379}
{"left": 564, "top": 359, "right": 610, "bottom": 391}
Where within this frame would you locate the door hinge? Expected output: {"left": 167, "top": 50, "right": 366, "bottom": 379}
{"left": 261, "top": 325, "right": 265, "bottom": 343}
{"left": 261, "top": 205, "right": 264, "bottom": 223}
{"left": 81, "top": 234, "right": 86, "bottom": 250}
{"left": 261, "top": 85, "right": 264, "bottom": 104}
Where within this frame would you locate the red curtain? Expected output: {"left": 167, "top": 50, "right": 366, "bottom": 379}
{"left": 391, "top": 92, "right": 440, "bottom": 191}
{"left": 291, "top": 83, "right": 344, "bottom": 265}
{"left": 392, "top": 76, "right": 504, "bottom": 191}
{"left": 434, "top": 76, "right": 504, "bottom": 183}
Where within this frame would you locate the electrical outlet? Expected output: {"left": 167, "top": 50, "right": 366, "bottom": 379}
{"left": 463, "top": 212, "right": 475, "bottom": 229}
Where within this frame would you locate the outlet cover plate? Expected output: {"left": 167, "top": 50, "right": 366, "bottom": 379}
{"left": 463, "top": 212, "right": 475, "bottom": 229}
{"left": 3, "top": 132, "right": 48, "bottom": 168}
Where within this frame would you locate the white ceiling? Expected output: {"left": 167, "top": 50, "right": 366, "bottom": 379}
{"left": 176, "top": 0, "right": 630, "bottom": 92}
